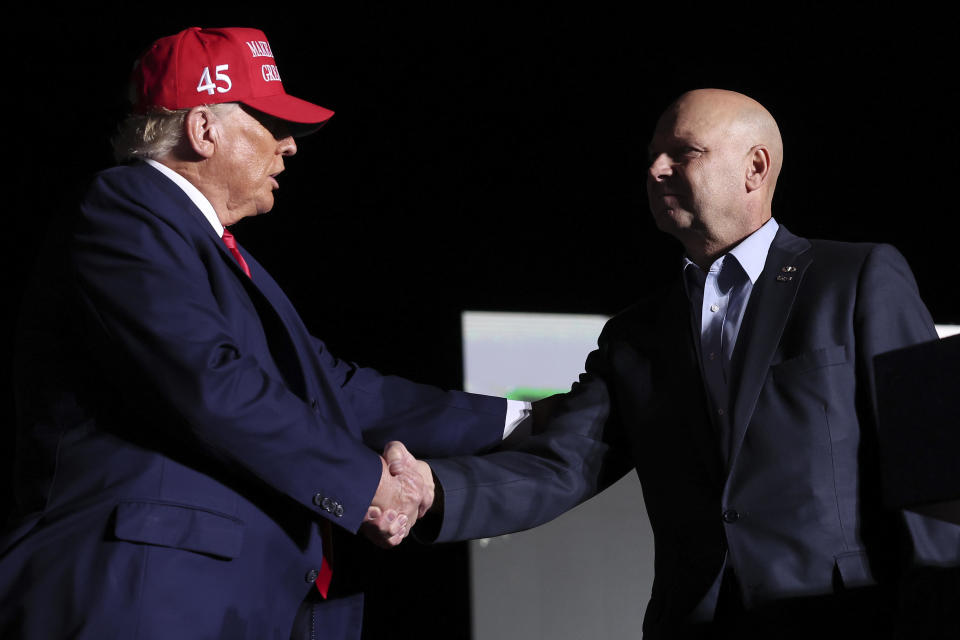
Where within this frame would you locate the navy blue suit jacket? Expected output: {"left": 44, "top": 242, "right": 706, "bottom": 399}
{"left": 1, "top": 162, "right": 506, "bottom": 639}
{"left": 428, "top": 226, "right": 960, "bottom": 636}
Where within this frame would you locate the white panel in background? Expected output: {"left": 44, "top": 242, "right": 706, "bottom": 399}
{"left": 462, "top": 311, "right": 653, "bottom": 640}
{"left": 462, "top": 311, "right": 609, "bottom": 400}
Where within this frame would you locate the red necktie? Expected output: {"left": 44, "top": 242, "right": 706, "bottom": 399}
{"left": 221, "top": 229, "right": 251, "bottom": 278}
{"left": 315, "top": 531, "right": 333, "bottom": 597}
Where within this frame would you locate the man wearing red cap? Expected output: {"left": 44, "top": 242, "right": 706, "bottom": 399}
{"left": 1, "top": 27, "right": 521, "bottom": 639}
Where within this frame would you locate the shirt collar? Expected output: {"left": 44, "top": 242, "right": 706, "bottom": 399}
{"left": 144, "top": 158, "right": 225, "bottom": 237}
{"left": 727, "top": 217, "right": 779, "bottom": 285}
{"left": 681, "top": 217, "right": 779, "bottom": 297}
{"left": 682, "top": 217, "right": 779, "bottom": 281}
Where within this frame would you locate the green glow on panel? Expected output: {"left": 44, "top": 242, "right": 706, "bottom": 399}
{"left": 505, "top": 387, "right": 566, "bottom": 401}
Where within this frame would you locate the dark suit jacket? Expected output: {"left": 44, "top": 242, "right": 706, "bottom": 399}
{"left": 428, "top": 225, "right": 960, "bottom": 636}
{"left": 0, "top": 162, "right": 506, "bottom": 640}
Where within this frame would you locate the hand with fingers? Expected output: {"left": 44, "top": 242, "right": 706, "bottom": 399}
{"left": 361, "top": 441, "right": 435, "bottom": 547}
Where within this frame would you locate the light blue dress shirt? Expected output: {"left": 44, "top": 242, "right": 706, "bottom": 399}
{"left": 682, "top": 217, "right": 779, "bottom": 465}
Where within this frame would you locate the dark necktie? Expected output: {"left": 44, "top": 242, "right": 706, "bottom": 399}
{"left": 221, "top": 229, "right": 251, "bottom": 278}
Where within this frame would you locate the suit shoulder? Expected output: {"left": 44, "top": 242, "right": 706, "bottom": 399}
{"left": 88, "top": 162, "right": 158, "bottom": 189}
{"left": 81, "top": 163, "right": 203, "bottom": 232}
{"left": 600, "top": 282, "right": 676, "bottom": 339}
{"left": 604, "top": 302, "right": 643, "bottom": 332}
{"left": 806, "top": 237, "right": 876, "bottom": 259}
{"left": 804, "top": 237, "right": 912, "bottom": 273}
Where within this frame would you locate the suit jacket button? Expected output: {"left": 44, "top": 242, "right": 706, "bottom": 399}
{"left": 334, "top": 504, "right": 344, "bottom": 517}
{"left": 313, "top": 493, "right": 325, "bottom": 507}
{"left": 321, "top": 497, "right": 334, "bottom": 512}
{"left": 722, "top": 509, "right": 740, "bottom": 523}
{"left": 305, "top": 569, "right": 320, "bottom": 583}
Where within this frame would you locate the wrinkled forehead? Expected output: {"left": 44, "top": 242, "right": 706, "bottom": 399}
{"left": 650, "top": 99, "right": 743, "bottom": 147}
{"left": 652, "top": 99, "right": 737, "bottom": 144}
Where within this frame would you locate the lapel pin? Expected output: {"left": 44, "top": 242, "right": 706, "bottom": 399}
{"left": 776, "top": 265, "right": 797, "bottom": 282}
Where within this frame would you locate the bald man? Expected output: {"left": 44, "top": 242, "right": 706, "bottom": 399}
{"left": 410, "top": 89, "right": 960, "bottom": 638}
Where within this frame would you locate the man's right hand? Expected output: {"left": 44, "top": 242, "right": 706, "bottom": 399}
{"left": 361, "top": 441, "right": 434, "bottom": 548}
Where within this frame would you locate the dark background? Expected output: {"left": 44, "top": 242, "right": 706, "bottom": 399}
{"left": 6, "top": 3, "right": 958, "bottom": 638}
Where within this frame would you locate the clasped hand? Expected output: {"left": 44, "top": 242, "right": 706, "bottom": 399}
{"left": 361, "top": 441, "right": 434, "bottom": 547}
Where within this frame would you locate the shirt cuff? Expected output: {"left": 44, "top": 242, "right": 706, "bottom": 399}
{"left": 502, "top": 399, "right": 533, "bottom": 440}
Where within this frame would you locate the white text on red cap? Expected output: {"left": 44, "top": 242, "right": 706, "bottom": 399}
{"left": 246, "top": 40, "right": 274, "bottom": 58}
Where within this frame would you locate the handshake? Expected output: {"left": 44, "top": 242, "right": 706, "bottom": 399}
{"left": 361, "top": 442, "right": 436, "bottom": 547}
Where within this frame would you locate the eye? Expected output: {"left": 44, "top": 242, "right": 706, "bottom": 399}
{"left": 267, "top": 120, "right": 292, "bottom": 141}
{"left": 242, "top": 105, "right": 290, "bottom": 140}
{"left": 258, "top": 116, "right": 288, "bottom": 140}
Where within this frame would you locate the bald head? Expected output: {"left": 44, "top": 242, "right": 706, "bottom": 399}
{"left": 647, "top": 89, "right": 783, "bottom": 267}
{"left": 664, "top": 89, "right": 783, "bottom": 189}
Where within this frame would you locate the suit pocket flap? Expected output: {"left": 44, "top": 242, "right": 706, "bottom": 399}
{"left": 773, "top": 344, "right": 849, "bottom": 378}
{"left": 114, "top": 501, "right": 244, "bottom": 559}
{"left": 834, "top": 550, "right": 874, "bottom": 589}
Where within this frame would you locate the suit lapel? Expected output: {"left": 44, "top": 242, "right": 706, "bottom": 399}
{"left": 238, "top": 248, "right": 360, "bottom": 435}
{"left": 726, "top": 226, "right": 812, "bottom": 468}
{"left": 234, "top": 248, "right": 313, "bottom": 400}
{"left": 653, "top": 276, "right": 726, "bottom": 485}
{"left": 140, "top": 161, "right": 316, "bottom": 404}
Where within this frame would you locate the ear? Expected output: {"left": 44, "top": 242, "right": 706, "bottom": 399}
{"left": 745, "top": 145, "right": 771, "bottom": 193}
{"left": 183, "top": 106, "right": 221, "bottom": 159}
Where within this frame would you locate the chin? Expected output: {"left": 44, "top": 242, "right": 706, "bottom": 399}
{"left": 256, "top": 197, "right": 276, "bottom": 215}
{"left": 651, "top": 207, "right": 679, "bottom": 229}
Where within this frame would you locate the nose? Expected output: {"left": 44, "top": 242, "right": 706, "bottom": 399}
{"left": 648, "top": 152, "right": 672, "bottom": 182}
{"left": 279, "top": 135, "right": 297, "bottom": 157}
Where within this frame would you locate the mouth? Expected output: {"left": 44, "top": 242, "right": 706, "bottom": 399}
{"left": 269, "top": 173, "right": 281, "bottom": 189}
{"left": 649, "top": 193, "right": 679, "bottom": 215}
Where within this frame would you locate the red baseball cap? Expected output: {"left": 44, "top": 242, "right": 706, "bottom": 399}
{"left": 132, "top": 27, "right": 334, "bottom": 128}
